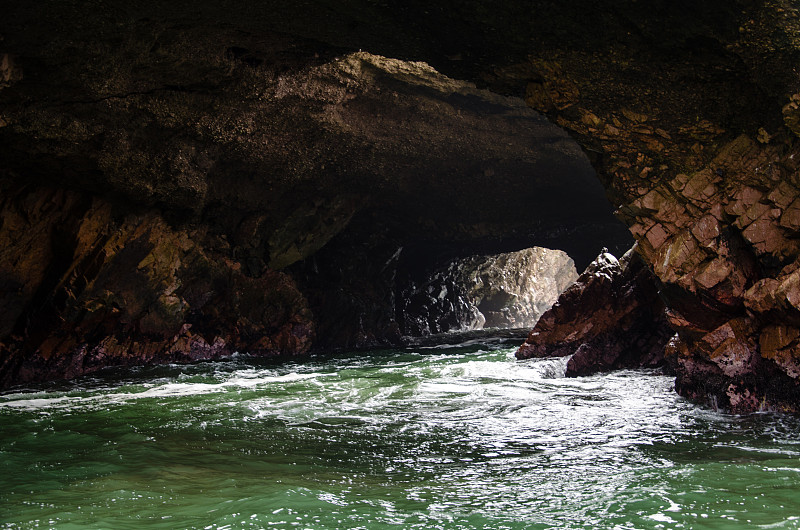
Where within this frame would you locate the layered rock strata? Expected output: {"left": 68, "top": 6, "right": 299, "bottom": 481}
{"left": 516, "top": 248, "right": 673, "bottom": 377}
{"left": 489, "top": 2, "right": 800, "bottom": 411}
{"left": 518, "top": 66, "right": 800, "bottom": 411}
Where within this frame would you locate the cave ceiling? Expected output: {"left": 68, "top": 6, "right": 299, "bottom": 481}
{"left": 4, "top": 1, "right": 793, "bottom": 268}
{"left": 1, "top": 0, "right": 695, "bottom": 268}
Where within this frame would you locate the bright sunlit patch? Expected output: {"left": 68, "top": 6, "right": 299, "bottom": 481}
{"left": 647, "top": 512, "right": 677, "bottom": 523}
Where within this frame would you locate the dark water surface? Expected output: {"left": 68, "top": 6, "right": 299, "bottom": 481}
{"left": 1, "top": 339, "right": 799, "bottom": 529}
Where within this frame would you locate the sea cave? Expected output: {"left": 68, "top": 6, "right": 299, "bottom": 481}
{"left": 2, "top": 1, "right": 800, "bottom": 528}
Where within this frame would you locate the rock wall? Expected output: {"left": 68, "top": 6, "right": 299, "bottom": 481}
{"left": 516, "top": 247, "right": 673, "bottom": 377}
{"left": 508, "top": 8, "right": 800, "bottom": 411}
{"left": 400, "top": 247, "right": 577, "bottom": 335}
{"left": 0, "top": 182, "right": 313, "bottom": 387}
{"left": 0, "top": 38, "right": 628, "bottom": 386}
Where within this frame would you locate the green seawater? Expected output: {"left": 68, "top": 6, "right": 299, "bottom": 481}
{"left": 1, "top": 338, "right": 799, "bottom": 529}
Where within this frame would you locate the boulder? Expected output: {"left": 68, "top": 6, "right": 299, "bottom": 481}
{"left": 516, "top": 246, "right": 674, "bottom": 377}
{"left": 399, "top": 247, "right": 578, "bottom": 335}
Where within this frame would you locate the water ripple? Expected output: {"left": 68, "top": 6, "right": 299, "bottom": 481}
{"left": 1, "top": 343, "right": 799, "bottom": 529}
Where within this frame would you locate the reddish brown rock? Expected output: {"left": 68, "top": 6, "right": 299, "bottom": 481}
{"left": 520, "top": 49, "right": 800, "bottom": 410}
{"left": 585, "top": 128, "right": 800, "bottom": 412}
{"left": 516, "top": 246, "right": 673, "bottom": 377}
{"left": 0, "top": 183, "right": 314, "bottom": 388}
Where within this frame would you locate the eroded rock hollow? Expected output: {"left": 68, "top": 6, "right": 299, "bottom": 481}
{"left": 0, "top": 33, "right": 627, "bottom": 386}
{"left": 2, "top": 1, "right": 800, "bottom": 412}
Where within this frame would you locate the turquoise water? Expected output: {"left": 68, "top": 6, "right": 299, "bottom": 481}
{"left": 1, "top": 339, "right": 799, "bottom": 529}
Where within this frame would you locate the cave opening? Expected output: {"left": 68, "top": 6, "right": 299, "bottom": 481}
{"left": 276, "top": 54, "right": 635, "bottom": 347}
{"left": 277, "top": 54, "right": 635, "bottom": 349}
{"left": 395, "top": 245, "right": 580, "bottom": 337}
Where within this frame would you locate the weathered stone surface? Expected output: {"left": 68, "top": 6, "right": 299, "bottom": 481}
{"left": 507, "top": 4, "right": 800, "bottom": 409}
{"left": 0, "top": 183, "right": 313, "bottom": 387}
{"left": 612, "top": 130, "right": 800, "bottom": 411}
{"left": 515, "top": 247, "right": 674, "bottom": 377}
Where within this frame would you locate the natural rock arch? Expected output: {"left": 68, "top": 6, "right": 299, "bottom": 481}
{"left": 0, "top": 46, "right": 630, "bottom": 386}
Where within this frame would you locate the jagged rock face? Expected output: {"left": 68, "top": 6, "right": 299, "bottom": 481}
{"left": 640, "top": 139, "right": 800, "bottom": 413}
{"left": 399, "top": 247, "right": 577, "bottom": 335}
{"left": 516, "top": 248, "right": 673, "bottom": 377}
{"left": 506, "top": 6, "right": 800, "bottom": 411}
{"left": 0, "top": 182, "right": 313, "bottom": 387}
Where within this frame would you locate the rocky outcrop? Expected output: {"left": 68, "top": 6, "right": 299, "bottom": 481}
{"left": 486, "top": 2, "right": 800, "bottom": 411}
{"left": 0, "top": 182, "right": 313, "bottom": 387}
{"left": 647, "top": 139, "right": 800, "bottom": 413}
{"left": 516, "top": 247, "right": 673, "bottom": 377}
{"left": 515, "top": 42, "right": 800, "bottom": 409}
{"left": 400, "top": 247, "right": 577, "bottom": 335}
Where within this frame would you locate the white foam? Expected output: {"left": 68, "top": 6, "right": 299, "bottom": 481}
{"left": 0, "top": 370, "right": 333, "bottom": 411}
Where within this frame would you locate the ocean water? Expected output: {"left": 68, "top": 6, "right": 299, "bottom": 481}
{"left": 1, "top": 338, "right": 799, "bottom": 529}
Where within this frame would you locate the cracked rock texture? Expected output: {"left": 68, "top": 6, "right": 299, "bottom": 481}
{"left": 509, "top": 3, "right": 800, "bottom": 411}
{"left": 2, "top": 1, "right": 800, "bottom": 411}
